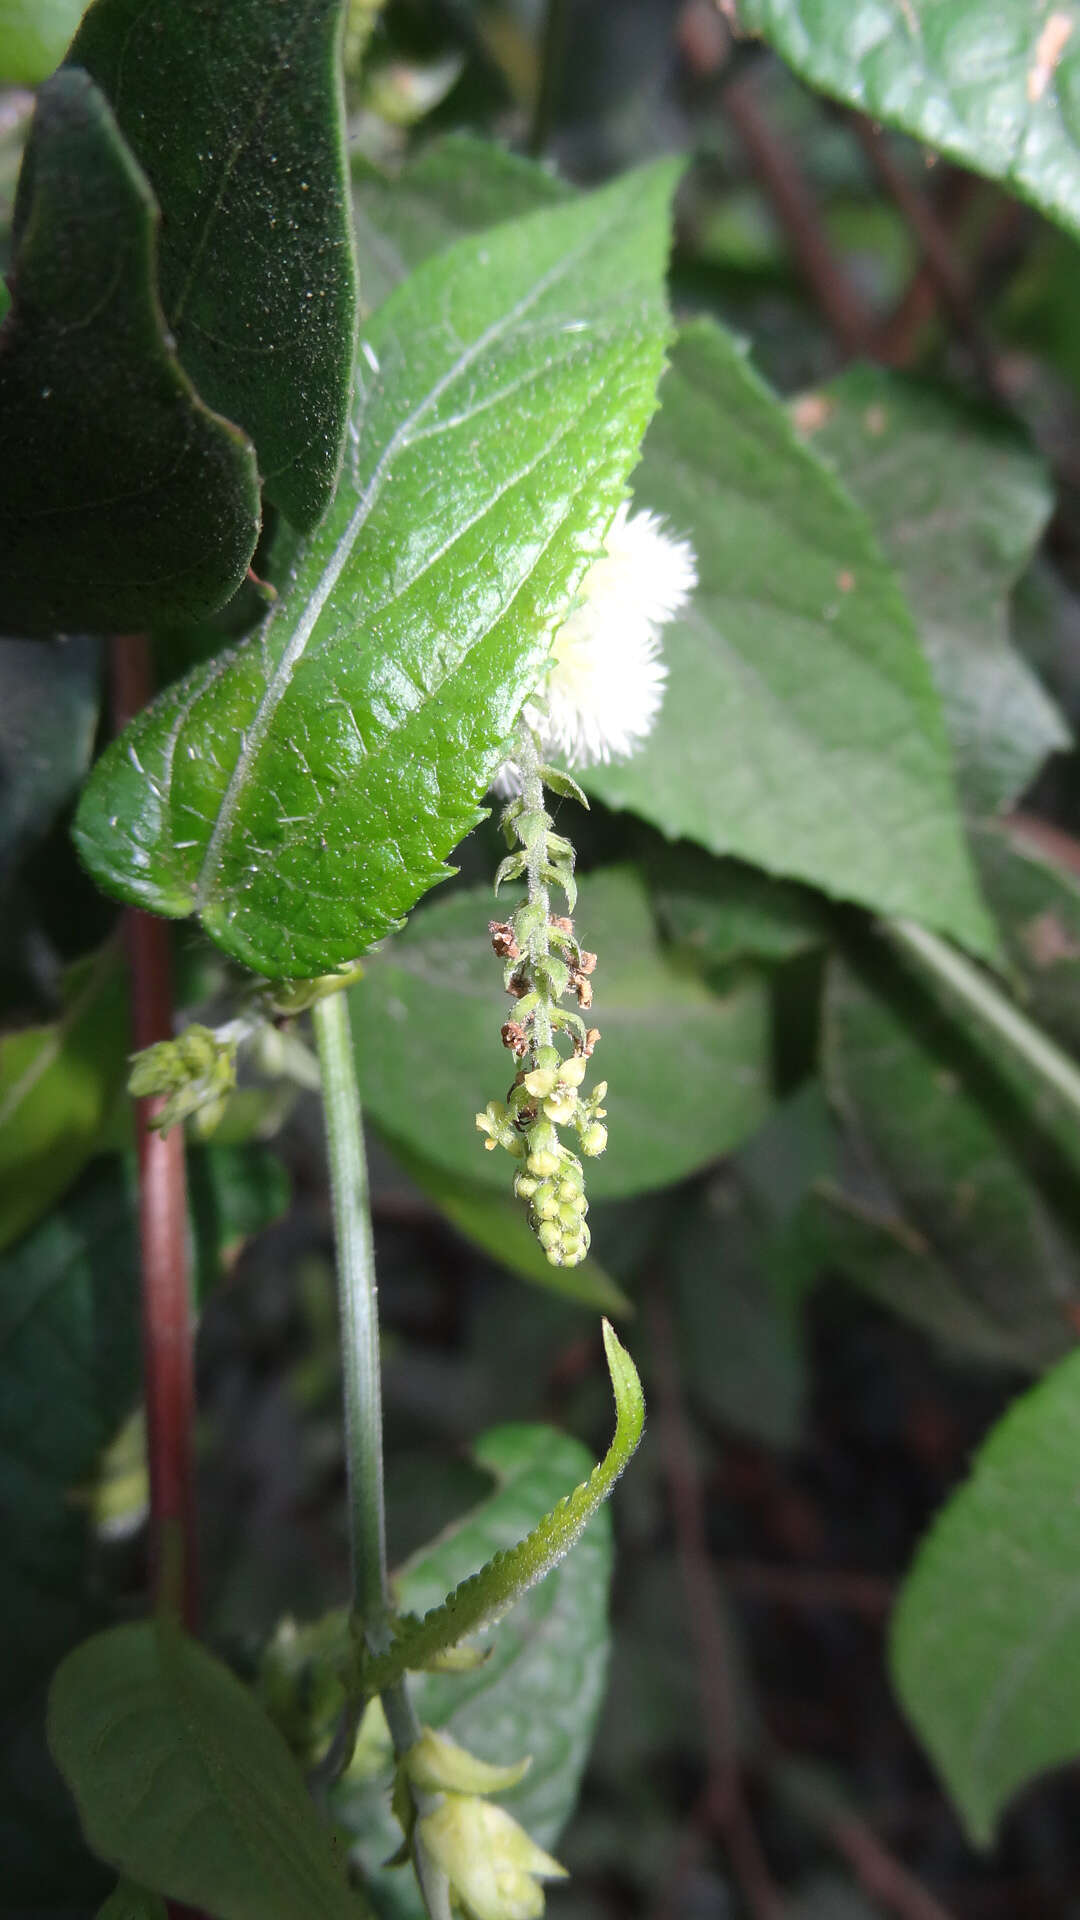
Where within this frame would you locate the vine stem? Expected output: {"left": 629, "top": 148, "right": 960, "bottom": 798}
{"left": 311, "top": 990, "right": 453, "bottom": 1920}
{"left": 111, "top": 635, "right": 198, "bottom": 1632}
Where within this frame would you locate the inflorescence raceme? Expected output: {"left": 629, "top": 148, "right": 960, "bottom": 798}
{"left": 476, "top": 733, "right": 606, "bottom": 1268}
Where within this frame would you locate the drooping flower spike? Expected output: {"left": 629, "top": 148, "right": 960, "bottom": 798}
{"left": 479, "top": 498, "right": 697, "bottom": 1266}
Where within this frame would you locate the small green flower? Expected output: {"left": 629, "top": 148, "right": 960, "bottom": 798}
{"left": 127, "top": 1024, "right": 237, "bottom": 1135}
{"left": 418, "top": 1793, "right": 566, "bottom": 1920}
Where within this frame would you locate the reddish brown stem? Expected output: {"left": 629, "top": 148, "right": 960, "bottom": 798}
{"left": 111, "top": 635, "right": 198, "bottom": 1631}
{"left": 849, "top": 116, "right": 1006, "bottom": 403}
{"left": 723, "top": 69, "right": 873, "bottom": 358}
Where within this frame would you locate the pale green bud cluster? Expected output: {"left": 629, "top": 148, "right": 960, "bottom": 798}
{"left": 400, "top": 1728, "right": 566, "bottom": 1920}
{"left": 475, "top": 739, "right": 608, "bottom": 1268}
{"left": 127, "top": 1023, "right": 237, "bottom": 1136}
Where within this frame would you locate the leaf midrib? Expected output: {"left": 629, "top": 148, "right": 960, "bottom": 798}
{"left": 193, "top": 205, "right": 621, "bottom": 916}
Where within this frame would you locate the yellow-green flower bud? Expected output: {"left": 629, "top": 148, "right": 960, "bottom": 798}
{"left": 536, "top": 1219, "right": 561, "bottom": 1251}
{"left": 404, "top": 1728, "right": 530, "bottom": 1796}
{"left": 580, "top": 1122, "right": 608, "bottom": 1157}
{"left": 513, "top": 1173, "right": 539, "bottom": 1200}
{"left": 418, "top": 1795, "right": 566, "bottom": 1920}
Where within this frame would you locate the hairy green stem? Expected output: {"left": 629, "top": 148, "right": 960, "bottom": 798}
{"left": 313, "top": 990, "right": 389, "bottom": 1636}
{"left": 312, "top": 991, "right": 453, "bottom": 1920}
{"left": 886, "top": 918, "right": 1080, "bottom": 1139}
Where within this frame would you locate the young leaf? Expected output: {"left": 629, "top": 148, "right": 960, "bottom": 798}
{"left": 74, "top": 165, "right": 678, "bottom": 978}
{"left": 366, "top": 1320, "right": 642, "bottom": 1690}
{"left": 737, "top": 0, "right": 1080, "bottom": 244}
{"left": 317, "top": 1422, "right": 613, "bottom": 1904}
{"left": 68, "top": 0, "right": 356, "bottom": 533}
{"left": 0, "top": 70, "right": 260, "bottom": 635}
{"left": 891, "top": 1346, "right": 1080, "bottom": 1844}
{"left": 0, "top": 0, "right": 85, "bottom": 83}
{"left": 583, "top": 321, "right": 998, "bottom": 960}
{"left": 350, "top": 866, "right": 772, "bottom": 1204}
{"left": 48, "top": 1621, "right": 369, "bottom": 1920}
{"left": 804, "top": 367, "right": 1068, "bottom": 815}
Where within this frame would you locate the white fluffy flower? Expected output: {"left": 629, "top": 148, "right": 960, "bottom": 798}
{"left": 494, "top": 502, "right": 697, "bottom": 796}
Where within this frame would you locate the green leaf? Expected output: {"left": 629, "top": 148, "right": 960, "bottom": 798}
{"left": 737, "top": 0, "right": 1080, "bottom": 243}
{"left": 820, "top": 954, "right": 1080, "bottom": 1370}
{"left": 804, "top": 367, "right": 1068, "bottom": 814}
{"left": 352, "top": 134, "right": 568, "bottom": 313}
{"left": 583, "top": 321, "right": 997, "bottom": 959}
{"left": 672, "top": 1172, "right": 806, "bottom": 1449}
{"left": 0, "top": 636, "right": 100, "bottom": 886}
{"left": 970, "top": 819, "right": 1080, "bottom": 1060}
{"left": 324, "top": 1421, "right": 613, "bottom": 1905}
{"left": 0, "top": 944, "right": 128, "bottom": 1253}
{"left": 891, "top": 1345, "right": 1080, "bottom": 1843}
{"left": 68, "top": 0, "right": 357, "bottom": 533}
{"left": 350, "top": 866, "right": 772, "bottom": 1203}
{"left": 0, "top": 69, "right": 260, "bottom": 635}
{"left": 647, "top": 841, "right": 825, "bottom": 969}
{"left": 0, "top": 0, "right": 86, "bottom": 82}
{"left": 96, "top": 1882, "right": 168, "bottom": 1920}
{"left": 383, "top": 1136, "right": 631, "bottom": 1315}
{"left": 187, "top": 1140, "right": 292, "bottom": 1298}
{"left": 73, "top": 165, "right": 678, "bottom": 978}
{"left": 48, "top": 1621, "right": 368, "bottom": 1920}
{"left": 368, "top": 1320, "right": 642, "bottom": 1690}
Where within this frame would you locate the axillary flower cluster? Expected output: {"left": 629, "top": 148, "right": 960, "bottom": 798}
{"left": 476, "top": 498, "right": 696, "bottom": 1267}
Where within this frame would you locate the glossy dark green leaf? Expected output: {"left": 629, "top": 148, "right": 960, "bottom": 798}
{"left": 0, "top": 70, "right": 260, "bottom": 635}
{"left": 583, "top": 321, "right": 997, "bottom": 960}
{"left": 0, "top": 0, "right": 85, "bottom": 82}
{"left": 350, "top": 866, "right": 772, "bottom": 1204}
{"left": 0, "top": 636, "right": 100, "bottom": 885}
{"left": 737, "top": 0, "right": 1080, "bottom": 242}
{"left": 69, "top": 0, "right": 357, "bottom": 532}
{"left": 891, "top": 1347, "right": 1080, "bottom": 1843}
{"left": 383, "top": 1136, "right": 630, "bottom": 1314}
{"left": 352, "top": 134, "right": 567, "bottom": 313}
{"left": 48, "top": 1621, "right": 368, "bottom": 1920}
{"left": 74, "top": 166, "right": 678, "bottom": 977}
{"left": 0, "top": 943, "right": 128, "bottom": 1253}
{"left": 805, "top": 367, "right": 1067, "bottom": 814}
{"left": 333, "top": 1423, "right": 613, "bottom": 1909}
{"left": 821, "top": 955, "right": 1080, "bottom": 1370}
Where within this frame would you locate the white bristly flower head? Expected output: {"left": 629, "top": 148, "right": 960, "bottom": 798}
{"left": 494, "top": 502, "right": 697, "bottom": 795}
